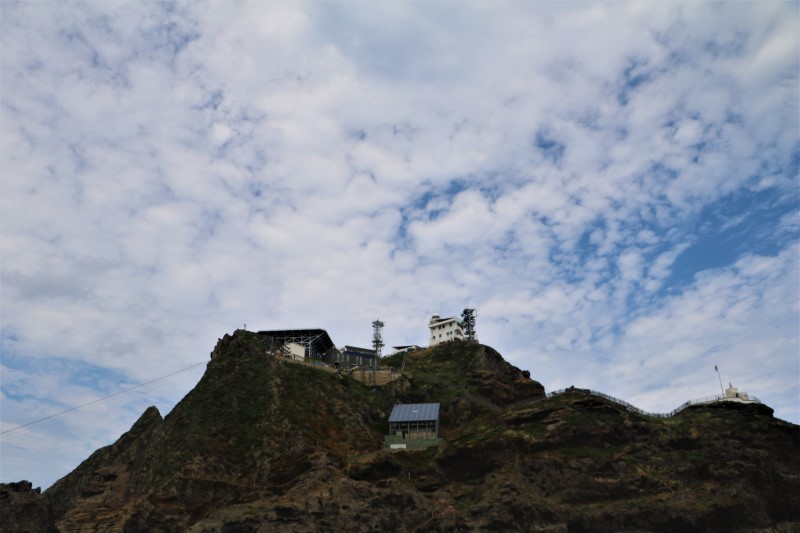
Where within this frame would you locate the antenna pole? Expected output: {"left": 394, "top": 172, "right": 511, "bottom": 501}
{"left": 461, "top": 308, "right": 476, "bottom": 342}
{"left": 372, "top": 320, "right": 385, "bottom": 371}
{"left": 715, "top": 364, "right": 724, "bottom": 397}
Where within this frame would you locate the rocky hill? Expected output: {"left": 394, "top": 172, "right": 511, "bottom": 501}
{"left": 2, "top": 330, "right": 798, "bottom": 532}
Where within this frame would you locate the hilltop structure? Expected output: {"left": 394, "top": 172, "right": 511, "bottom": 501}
{"left": 338, "top": 345, "right": 378, "bottom": 369}
{"left": 461, "top": 308, "right": 476, "bottom": 341}
{"left": 257, "top": 328, "right": 337, "bottom": 360}
{"left": 2, "top": 331, "right": 796, "bottom": 532}
{"left": 257, "top": 312, "right": 472, "bottom": 366}
{"left": 428, "top": 314, "right": 465, "bottom": 346}
{"left": 702, "top": 383, "right": 761, "bottom": 406}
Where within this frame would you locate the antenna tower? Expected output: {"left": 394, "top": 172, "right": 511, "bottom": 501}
{"left": 461, "top": 308, "right": 476, "bottom": 342}
{"left": 372, "top": 320, "right": 385, "bottom": 369}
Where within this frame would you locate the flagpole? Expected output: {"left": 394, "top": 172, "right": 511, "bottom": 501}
{"left": 715, "top": 364, "right": 725, "bottom": 397}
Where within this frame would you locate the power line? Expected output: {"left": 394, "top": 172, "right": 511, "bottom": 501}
{"left": 0, "top": 360, "right": 207, "bottom": 436}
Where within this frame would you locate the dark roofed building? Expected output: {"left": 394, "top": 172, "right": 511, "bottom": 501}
{"left": 257, "top": 328, "right": 337, "bottom": 361}
{"left": 384, "top": 403, "right": 441, "bottom": 449}
{"left": 338, "top": 345, "right": 378, "bottom": 368}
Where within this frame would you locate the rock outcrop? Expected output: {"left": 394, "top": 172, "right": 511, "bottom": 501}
{"left": 2, "top": 330, "right": 798, "bottom": 532}
{"left": 0, "top": 481, "right": 56, "bottom": 533}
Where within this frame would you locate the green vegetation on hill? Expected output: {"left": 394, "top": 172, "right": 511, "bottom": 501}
{"left": 2, "top": 330, "right": 797, "bottom": 533}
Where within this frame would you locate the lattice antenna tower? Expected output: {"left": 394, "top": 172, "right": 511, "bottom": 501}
{"left": 461, "top": 308, "right": 476, "bottom": 342}
{"left": 372, "top": 320, "right": 385, "bottom": 367}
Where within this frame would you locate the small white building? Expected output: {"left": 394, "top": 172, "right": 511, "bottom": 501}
{"left": 281, "top": 342, "right": 305, "bottom": 361}
{"left": 428, "top": 314, "right": 464, "bottom": 346}
{"left": 690, "top": 382, "right": 762, "bottom": 408}
{"left": 719, "top": 383, "right": 758, "bottom": 404}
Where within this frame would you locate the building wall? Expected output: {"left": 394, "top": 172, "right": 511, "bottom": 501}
{"left": 428, "top": 315, "right": 464, "bottom": 346}
{"left": 389, "top": 419, "right": 439, "bottom": 439}
{"left": 282, "top": 342, "right": 305, "bottom": 361}
{"left": 351, "top": 369, "right": 401, "bottom": 386}
{"left": 722, "top": 385, "right": 755, "bottom": 402}
{"left": 383, "top": 435, "right": 440, "bottom": 449}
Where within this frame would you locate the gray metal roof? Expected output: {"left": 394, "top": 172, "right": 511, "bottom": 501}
{"left": 388, "top": 403, "right": 440, "bottom": 423}
{"left": 257, "top": 329, "right": 335, "bottom": 357}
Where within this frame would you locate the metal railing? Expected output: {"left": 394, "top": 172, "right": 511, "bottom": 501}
{"left": 545, "top": 387, "right": 761, "bottom": 419}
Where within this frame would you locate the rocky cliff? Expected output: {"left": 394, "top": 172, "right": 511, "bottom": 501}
{"left": 2, "top": 330, "right": 798, "bottom": 532}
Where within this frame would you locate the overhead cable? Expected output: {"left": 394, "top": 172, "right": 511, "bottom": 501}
{"left": 0, "top": 360, "right": 207, "bottom": 436}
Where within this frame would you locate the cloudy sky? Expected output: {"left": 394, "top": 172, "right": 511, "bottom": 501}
{"left": 1, "top": 1, "right": 798, "bottom": 489}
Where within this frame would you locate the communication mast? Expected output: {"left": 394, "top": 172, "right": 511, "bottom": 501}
{"left": 372, "top": 320, "right": 385, "bottom": 369}
{"left": 461, "top": 308, "right": 476, "bottom": 342}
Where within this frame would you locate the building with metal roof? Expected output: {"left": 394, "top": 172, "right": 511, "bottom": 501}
{"left": 385, "top": 403, "right": 441, "bottom": 449}
{"left": 338, "top": 345, "right": 378, "bottom": 368}
{"left": 257, "top": 328, "right": 337, "bottom": 361}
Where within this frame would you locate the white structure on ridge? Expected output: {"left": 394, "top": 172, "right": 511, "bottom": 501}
{"left": 688, "top": 382, "right": 761, "bottom": 408}
{"left": 428, "top": 314, "right": 465, "bottom": 346}
{"left": 718, "top": 383, "right": 758, "bottom": 404}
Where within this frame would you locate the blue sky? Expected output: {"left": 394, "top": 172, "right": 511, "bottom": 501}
{"left": 1, "top": 1, "right": 798, "bottom": 489}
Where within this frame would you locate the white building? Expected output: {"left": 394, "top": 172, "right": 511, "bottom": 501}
{"left": 718, "top": 383, "right": 758, "bottom": 404}
{"left": 690, "top": 382, "right": 762, "bottom": 408}
{"left": 428, "top": 314, "right": 464, "bottom": 346}
{"left": 281, "top": 342, "right": 305, "bottom": 361}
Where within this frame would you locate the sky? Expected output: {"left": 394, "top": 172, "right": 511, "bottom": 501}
{"left": 1, "top": 1, "right": 798, "bottom": 490}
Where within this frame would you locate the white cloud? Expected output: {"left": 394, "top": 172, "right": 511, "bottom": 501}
{"left": 593, "top": 246, "right": 799, "bottom": 402}
{"left": 618, "top": 249, "right": 644, "bottom": 282}
{"left": 1, "top": 1, "right": 797, "bottom": 488}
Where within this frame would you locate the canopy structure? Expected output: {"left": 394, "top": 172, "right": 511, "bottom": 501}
{"left": 257, "top": 328, "right": 336, "bottom": 360}
{"left": 388, "top": 403, "right": 440, "bottom": 440}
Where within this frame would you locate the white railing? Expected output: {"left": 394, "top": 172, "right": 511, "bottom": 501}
{"left": 545, "top": 387, "right": 761, "bottom": 419}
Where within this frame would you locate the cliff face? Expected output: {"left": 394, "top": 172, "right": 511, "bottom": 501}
{"left": 0, "top": 481, "right": 56, "bottom": 533}
{"left": 2, "top": 330, "right": 798, "bottom": 532}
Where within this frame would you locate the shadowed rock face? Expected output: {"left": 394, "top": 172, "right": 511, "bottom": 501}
{"left": 0, "top": 481, "right": 56, "bottom": 533}
{"left": 3, "top": 331, "right": 798, "bottom": 532}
